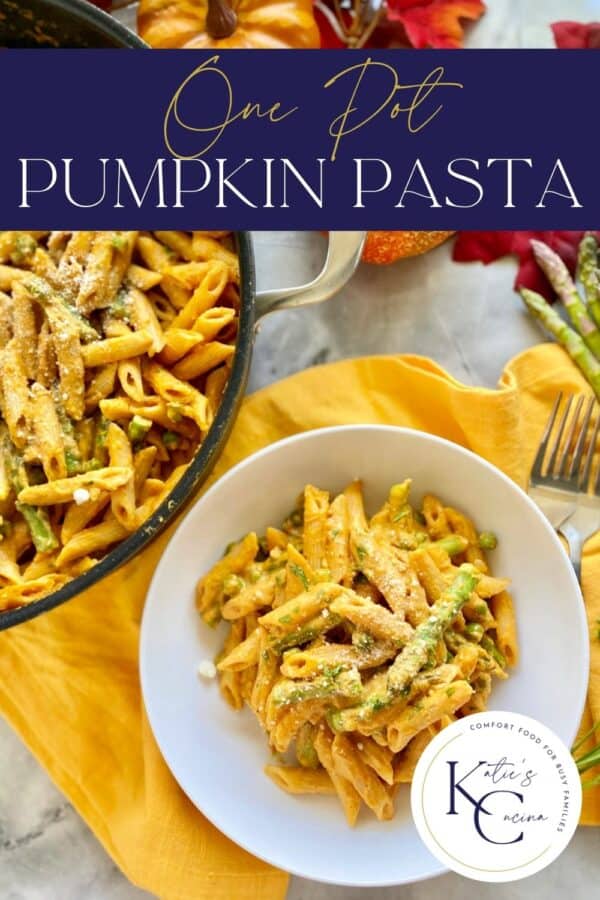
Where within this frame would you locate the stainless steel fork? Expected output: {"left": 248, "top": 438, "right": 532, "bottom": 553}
{"left": 528, "top": 394, "right": 600, "bottom": 581}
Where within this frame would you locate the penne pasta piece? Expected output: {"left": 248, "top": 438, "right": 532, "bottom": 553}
{"left": 344, "top": 480, "right": 368, "bottom": 532}
{"left": 281, "top": 638, "right": 397, "bottom": 679}
{"left": 193, "top": 306, "right": 236, "bottom": 341}
{"left": 217, "top": 619, "right": 245, "bottom": 710}
{"left": 76, "top": 231, "right": 114, "bottom": 313}
{"left": 195, "top": 532, "right": 259, "bottom": 623}
{"left": 30, "top": 383, "right": 67, "bottom": 481}
{"left": 490, "top": 590, "right": 518, "bottom": 667}
{"left": 264, "top": 765, "right": 335, "bottom": 796}
{"left": 205, "top": 365, "right": 229, "bottom": 422}
{"left": 0, "top": 263, "right": 29, "bottom": 290}
{"left": 1, "top": 339, "right": 31, "bottom": 448}
{"left": 222, "top": 572, "right": 278, "bottom": 620}
{"left": 217, "top": 627, "right": 261, "bottom": 671}
{"left": 136, "top": 234, "right": 174, "bottom": 272}
{"left": 158, "top": 328, "right": 204, "bottom": 366}
{"left": 325, "top": 493, "right": 353, "bottom": 586}
{"left": 331, "top": 733, "right": 394, "bottom": 821}
{"left": 259, "top": 583, "right": 343, "bottom": 635}
{"left": 303, "top": 485, "right": 329, "bottom": 570}
{"left": 154, "top": 230, "right": 194, "bottom": 260}
{"left": 0, "top": 290, "right": 13, "bottom": 345}
{"left": 82, "top": 330, "right": 152, "bottom": 367}
{"left": 128, "top": 287, "right": 165, "bottom": 355}
{"left": 36, "top": 319, "right": 57, "bottom": 388}
{"left": 350, "top": 530, "right": 414, "bottom": 618}
{"left": 117, "top": 357, "right": 145, "bottom": 402}
{"left": 0, "top": 538, "right": 22, "bottom": 585}
{"left": 61, "top": 494, "right": 110, "bottom": 545}
{"left": 22, "top": 551, "right": 58, "bottom": 581}
{"left": 105, "top": 231, "right": 138, "bottom": 303}
{"left": 148, "top": 290, "right": 176, "bottom": 326}
{"left": 445, "top": 506, "right": 487, "bottom": 568}
{"left": 57, "top": 231, "right": 93, "bottom": 298}
{"left": 394, "top": 727, "right": 439, "bottom": 784}
{"left": 17, "top": 466, "right": 132, "bottom": 505}
{"left": 56, "top": 513, "right": 129, "bottom": 567}
{"left": 422, "top": 495, "right": 451, "bottom": 539}
{"left": 133, "top": 445, "right": 158, "bottom": 494}
{"left": 0, "top": 574, "right": 70, "bottom": 611}
{"left": 171, "top": 342, "right": 235, "bottom": 381}
{"left": 126, "top": 263, "right": 162, "bottom": 291}
{"left": 313, "top": 727, "right": 361, "bottom": 826}
{"left": 11, "top": 281, "right": 38, "bottom": 379}
{"left": 99, "top": 396, "right": 197, "bottom": 439}
{"left": 191, "top": 233, "right": 239, "bottom": 281}
{"left": 170, "top": 261, "right": 229, "bottom": 329}
{"left": 106, "top": 423, "right": 136, "bottom": 529}
{"left": 330, "top": 589, "right": 413, "bottom": 646}
{"left": 386, "top": 680, "right": 473, "bottom": 753}
{"left": 250, "top": 627, "right": 280, "bottom": 725}
{"left": 285, "top": 543, "right": 317, "bottom": 600}
{"left": 142, "top": 360, "right": 209, "bottom": 431}
{"left": 353, "top": 736, "right": 394, "bottom": 785}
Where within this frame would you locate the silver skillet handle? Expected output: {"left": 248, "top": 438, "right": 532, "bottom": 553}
{"left": 255, "top": 232, "right": 366, "bottom": 321}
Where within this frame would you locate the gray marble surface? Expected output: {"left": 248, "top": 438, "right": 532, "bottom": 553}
{"left": 3, "top": 1, "right": 600, "bottom": 898}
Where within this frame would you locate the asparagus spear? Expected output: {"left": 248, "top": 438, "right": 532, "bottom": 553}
{"left": 23, "top": 274, "right": 99, "bottom": 343}
{"left": 270, "top": 666, "right": 362, "bottom": 706}
{"left": 386, "top": 564, "right": 479, "bottom": 696}
{"left": 271, "top": 612, "right": 343, "bottom": 653}
{"left": 520, "top": 288, "right": 600, "bottom": 398}
{"left": 578, "top": 233, "right": 600, "bottom": 329}
{"left": 2, "top": 436, "right": 58, "bottom": 553}
{"left": 531, "top": 239, "right": 600, "bottom": 359}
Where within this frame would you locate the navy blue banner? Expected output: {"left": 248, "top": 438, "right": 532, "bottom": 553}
{"left": 0, "top": 48, "right": 597, "bottom": 229}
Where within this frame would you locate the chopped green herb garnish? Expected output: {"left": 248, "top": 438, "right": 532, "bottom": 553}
{"left": 290, "top": 563, "right": 310, "bottom": 591}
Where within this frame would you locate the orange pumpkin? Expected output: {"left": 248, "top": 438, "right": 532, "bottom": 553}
{"left": 138, "top": 0, "right": 320, "bottom": 49}
{"left": 361, "top": 231, "right": 455, "bottom": 264}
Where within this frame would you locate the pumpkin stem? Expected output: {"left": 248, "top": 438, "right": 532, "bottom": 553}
{"left": 206, "top": 0, "right": 238, "bottom": 39}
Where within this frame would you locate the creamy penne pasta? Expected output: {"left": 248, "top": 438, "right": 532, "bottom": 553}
{"left": 195, "top": 479, "right": 516, "bottom": 826}
{"left": 0, "top": 230, "right": 240, "bottom": 611}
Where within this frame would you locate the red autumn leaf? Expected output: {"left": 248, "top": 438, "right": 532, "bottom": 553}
{"left": 453, "top": 231, "right": 600, "bottom": 299}
{"left": 387, "top": 0, "right": 486, "bottom": 49}
{"left": 552, "top": 21, "right": 600, "bottom": 49}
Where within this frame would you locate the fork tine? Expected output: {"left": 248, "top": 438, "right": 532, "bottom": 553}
{"left": 557, "top": 396, "right": 584, "bottom": 478}
{"left": 580, "top": 407, "right": 600, "bottom": 491}
{"left": 548, "top": 395, "right": 573, "bottom": 477}
{"left": 568, "top": 397, "right": 595, "bottom": 479}
{"left": 530, "top": 393, "right": 562, "bottom": 478}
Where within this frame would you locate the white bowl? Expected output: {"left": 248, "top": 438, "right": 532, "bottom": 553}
{"left": 140, "top": 425, "right": 588, "bottom": 887}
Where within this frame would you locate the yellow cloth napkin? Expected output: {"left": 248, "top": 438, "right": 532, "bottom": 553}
{"left": 0, "top": 343, "right": 598, "bottom": 900}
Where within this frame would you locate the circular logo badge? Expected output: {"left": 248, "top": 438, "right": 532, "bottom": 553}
{"left": 410, "top": 711, "right": 582, "bottom": 882}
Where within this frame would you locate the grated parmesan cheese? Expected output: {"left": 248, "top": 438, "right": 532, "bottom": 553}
{"left": 197, "top": 660, "right": 217, "bottom": 680}
{"left": 73, "top": 488, "right": 91, "bottom": 506}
